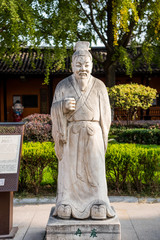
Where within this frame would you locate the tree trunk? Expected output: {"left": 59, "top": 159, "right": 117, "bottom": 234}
{"left": 105, "top": 64, "right": 116, "bottom": 87}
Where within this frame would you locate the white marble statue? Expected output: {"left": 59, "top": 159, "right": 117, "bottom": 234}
{"left": 51, "top": 41, "right": 115, "bottom": 220}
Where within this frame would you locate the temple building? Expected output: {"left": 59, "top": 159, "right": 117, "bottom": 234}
{"left": 0, "top": 48, "right": 160, "bottom": 122}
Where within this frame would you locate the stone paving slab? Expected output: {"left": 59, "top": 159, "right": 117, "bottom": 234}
{"left": 114, "top": 202, "right": 160, "bottom": 240}
{"left": 4, "top": 201, "right": 160, "bottom": 240}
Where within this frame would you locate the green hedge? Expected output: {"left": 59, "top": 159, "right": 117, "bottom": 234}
{"left": 106, "top": 143, "right": 160, "bottom": 193}
{"left": 109, "top": 128, "right": 160, "bottom": 144}
{"left": 19, "top": 142, "right": 160, "bottom": 194}
{"left": 19, "top": 142, "right": 58, "bottom": 194}
{"left": 111, "top": 120, "right": 160, "bottom": 129}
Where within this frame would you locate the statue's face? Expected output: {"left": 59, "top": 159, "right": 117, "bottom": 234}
{"left": 72, "top": 55, "right": 92, "bottom": 91}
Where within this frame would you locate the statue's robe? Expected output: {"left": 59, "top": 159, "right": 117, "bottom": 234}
{"left": 51, "top": 74, "right": 115, "bottom": 219}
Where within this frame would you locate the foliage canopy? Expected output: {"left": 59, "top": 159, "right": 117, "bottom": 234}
{"left": 0, "top": 0, "right": 160, "bottom": 84}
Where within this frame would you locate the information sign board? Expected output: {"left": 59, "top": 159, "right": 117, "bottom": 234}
{"left": 0, "top": 123, "right": 24, "bottom": 192}
{"left": 0, "top": 135, "right": 21, "bottom": 174}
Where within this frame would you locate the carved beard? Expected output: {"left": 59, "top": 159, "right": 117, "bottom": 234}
{"left": 77, "top": 76, "right": 90, "bottom": 91}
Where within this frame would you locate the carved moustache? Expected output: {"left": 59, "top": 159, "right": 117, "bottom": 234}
{"left": 78, "top": 71, "right": 89, "bottom": 77}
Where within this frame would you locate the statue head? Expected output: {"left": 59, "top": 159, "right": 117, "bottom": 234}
{"left": 72, "top": 41, "right": 93, "bottom": 91}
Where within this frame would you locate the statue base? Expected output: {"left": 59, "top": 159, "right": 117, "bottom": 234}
{"left": 46, "top": 207, "right": 121, "bottom": 240}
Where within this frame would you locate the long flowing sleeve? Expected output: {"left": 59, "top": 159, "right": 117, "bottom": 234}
{"left": 50, "top": 84, "right": 67, "bottom": 161}
{"left": 99, "top": 84, "right": 111, "bottom": 151}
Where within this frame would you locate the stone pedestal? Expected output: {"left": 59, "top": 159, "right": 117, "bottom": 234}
{"left": 46, "top": 207, "right": 121, "bottom": 240}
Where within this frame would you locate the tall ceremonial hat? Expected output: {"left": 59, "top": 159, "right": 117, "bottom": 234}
{"left": 72, "top": 41, "right": 92, "bottom": 61}
{"left": 74, "top": 41, "right": 91, "bottom": 51}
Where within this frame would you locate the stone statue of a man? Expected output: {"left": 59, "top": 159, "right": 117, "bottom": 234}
{"left": 51, "top": 41, "right": 115, "bottom": 220}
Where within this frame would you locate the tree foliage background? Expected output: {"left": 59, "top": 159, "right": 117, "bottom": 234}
{"left": 0, "top": 0, "right": 160, "bottom": 85}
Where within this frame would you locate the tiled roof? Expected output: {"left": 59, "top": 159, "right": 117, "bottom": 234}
{"left": 0, "top": 51, "right": 46, "bottom": 75}
{"left": 0, "top": 48, "right": 159, "bottom": 75}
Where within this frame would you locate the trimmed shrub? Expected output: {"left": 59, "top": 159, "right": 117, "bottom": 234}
{"left": 106, "top": 143, "right": 160, "bottom": 193}
{"left": 108, "top": 83, "right": 157, "bottom": 124}
{"left": 109, "top": 128, "right": 160, "bottom": 144}
{"left": 23, "top": 114, "right": 53, "bottom": 142}
{"left": 19, "top": 142, "right": 57, "bottom": 194}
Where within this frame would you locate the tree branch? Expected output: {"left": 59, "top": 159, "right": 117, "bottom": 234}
{"left": 120, "top": 0, "right": 150, "bottom": 47}
{"left": 88, "top": 0, "right": 112, "bottom": 52}
{"left": 76, "top": 0, "right": 112, "bottom": 52}
{"left": 107, "top": 0, "right": 115, "bottom": 49}
{"left": 120, "top": 21, "right": 135, "bottom": 47}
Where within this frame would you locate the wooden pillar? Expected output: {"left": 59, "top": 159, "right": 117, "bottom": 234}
{"left": 0, "top": 79, "right": 1, "bottom": 121}
{"left": 3, "top": 78, "right": 7, "bottom": 122}
{"left": 49, "top": 77, "right": 53, "bottom": 110}
{"left": 145, "top": 76, "right": 151, "bottom": 120}
{"left": 0, "top": 192, "right": 13, "bottom": 235}
{"left": 0, "top": 78, "right": 4, "bottom": 122}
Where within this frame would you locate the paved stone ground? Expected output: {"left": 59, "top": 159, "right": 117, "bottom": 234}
{"left": 3, "top": 199, "right": 160, "bottom": 240}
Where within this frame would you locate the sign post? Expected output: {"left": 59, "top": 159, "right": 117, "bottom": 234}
{"left": 0, "top": 123, "right": 24, "bottom": 238}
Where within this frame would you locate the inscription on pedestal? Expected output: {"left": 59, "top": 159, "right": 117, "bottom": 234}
{"left": 46, "top": 207, "right": 121, "bottom": 240}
